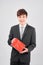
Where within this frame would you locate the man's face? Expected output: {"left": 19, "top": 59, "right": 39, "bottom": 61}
{"left": 17, "top": 14, "right": 27, "bottom": 25}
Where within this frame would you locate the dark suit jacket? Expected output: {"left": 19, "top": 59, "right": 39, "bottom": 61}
{"left": 7, "top": 23, "right": 36, "bottom": 63}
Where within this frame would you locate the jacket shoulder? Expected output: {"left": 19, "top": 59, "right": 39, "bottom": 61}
{"left": 27, "top": 24, "right": 35, "bottom": 29}
{"left": 27, "top": 24, "right": 35, "bottom": 31}
{"left": 11, "top": 24, "right": 19, "bottom": 29}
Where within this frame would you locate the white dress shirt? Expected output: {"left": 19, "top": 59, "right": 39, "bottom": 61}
{"left": 19, "top": 23, "right": 27, "bottom": 39}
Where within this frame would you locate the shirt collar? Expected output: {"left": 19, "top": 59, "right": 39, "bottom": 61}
{"left": 19, "top": 23, "right": 27, "bottom": 28}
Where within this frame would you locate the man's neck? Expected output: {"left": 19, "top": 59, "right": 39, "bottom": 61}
{"left": 19, "top": 23, "right": 27, "bottom": 27}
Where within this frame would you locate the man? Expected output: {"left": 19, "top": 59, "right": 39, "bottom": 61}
{"left": 7, "top": 9, "right": 36, "bottom": 65}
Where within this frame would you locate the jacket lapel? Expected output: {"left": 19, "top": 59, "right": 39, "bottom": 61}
{"left": 17, "top": 24, "right": 21, "bottom": 39}
{"left": 22, "top": 24, "right": 28, "bottom": 40}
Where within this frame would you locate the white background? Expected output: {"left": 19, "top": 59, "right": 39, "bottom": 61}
{"left": 0, "top": 0, "right": 43, "bottom": 65}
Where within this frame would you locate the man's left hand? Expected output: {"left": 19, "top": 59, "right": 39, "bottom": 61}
{"left": 19, "top": 48, "right": 28, "bottom": 54}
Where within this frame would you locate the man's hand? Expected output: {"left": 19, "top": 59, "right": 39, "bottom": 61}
{"left": 19, "top": 47, "right": 28, "bottom": 54}
{"left": 11, "top": 38, "right": 16, "bottom": 43}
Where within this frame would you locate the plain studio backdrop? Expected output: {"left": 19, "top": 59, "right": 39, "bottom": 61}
{"left": 0, "top": 0, "right": 43, "bottom": 65}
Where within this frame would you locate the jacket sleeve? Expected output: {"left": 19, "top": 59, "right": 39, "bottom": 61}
{"left": 27, "top": 28, "right": 36, "bottom": 52}
{"left": 7, "top": 27, "right": 13, "bottom": 46}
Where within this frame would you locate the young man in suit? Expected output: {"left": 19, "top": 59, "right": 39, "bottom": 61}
{"left": 7, "top": 9, "right": 36, "bottom": 65}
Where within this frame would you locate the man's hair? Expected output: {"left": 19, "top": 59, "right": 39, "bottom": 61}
{"left": 17, "top": 9, "right": 28, "bottom": 16}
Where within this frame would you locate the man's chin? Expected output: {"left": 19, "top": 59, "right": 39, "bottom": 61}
{"left": 20, "top": 21, "right": 25, "bottom": 23}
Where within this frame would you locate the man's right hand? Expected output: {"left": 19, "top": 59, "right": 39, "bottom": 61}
{"left": 11, "top": 38, "right": 16, "bottom": 43}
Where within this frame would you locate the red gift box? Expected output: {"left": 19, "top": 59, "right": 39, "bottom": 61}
{"left": 11, "top": 38, "right": 26, "bottom": 52}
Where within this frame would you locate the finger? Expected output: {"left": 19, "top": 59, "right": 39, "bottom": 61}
{"left": 19, "top": 51, "right": 25, "bottom": 54}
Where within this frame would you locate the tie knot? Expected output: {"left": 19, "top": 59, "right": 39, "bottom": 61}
{"left": 21, "top": 26, "right": 24, "bottom": 28}
{"left": 21, "top": 26, "right": 24, "bottom": 30}
{"left": 21, "top": 27, "right": 23, "bottom": 28}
